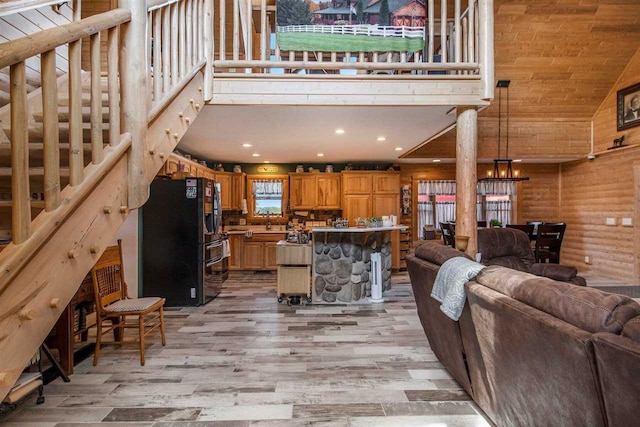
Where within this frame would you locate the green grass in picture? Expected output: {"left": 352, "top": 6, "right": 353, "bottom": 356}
{"left": 276, "top": 32, "right": 424, "bottom": 53}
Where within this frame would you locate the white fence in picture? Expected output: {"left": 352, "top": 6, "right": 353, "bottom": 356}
{"left": 277, "top": 25, "right": 425, "bottom": 39}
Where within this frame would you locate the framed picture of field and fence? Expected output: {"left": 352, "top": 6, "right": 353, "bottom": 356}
{"left": 276, "top": 0, "right": 426, "bottom": 53}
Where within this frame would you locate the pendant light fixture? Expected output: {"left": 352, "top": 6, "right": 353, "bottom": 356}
{"left": 480, "top": 80, "right": 529, "bottom": 182}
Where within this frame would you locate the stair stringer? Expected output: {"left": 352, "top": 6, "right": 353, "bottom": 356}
{"left": 0, "top": 68, "right": 205, "bottom": 401}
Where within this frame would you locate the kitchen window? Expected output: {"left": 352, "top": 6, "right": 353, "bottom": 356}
{"left": 246, "top": 176, "right": 289, "bottom": 220}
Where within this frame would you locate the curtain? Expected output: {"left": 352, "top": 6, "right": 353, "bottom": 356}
{"left": 485, "top": 199, "right": 512, "bottom": 225}
{"left": 252, "top": 179, "right": 283, "bottom": 195}
{"left": 435, "top": 201, "right": 456, "bottom": 226}
{"left": 477, "top": 181, "right": 516, "bottom": 196}
{"left": 417, "top": 181, "right": 456, "bottom": 234}
{"left": 420, "top": 180, "right": 456, "bottom": 196}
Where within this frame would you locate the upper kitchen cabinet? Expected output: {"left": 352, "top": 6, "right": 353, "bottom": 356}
{"left": 373, "top": 173, "right": 401, "bottom": 194}
{"left": 316, "top": 174, "right": 341, "bottom": 209}
{"left": 215, "top": 171, "right": 245, "bottom": 211}
{"left": 214, "top": 173, "right": 233, "bottom": 210}
{"left": 341, "top": 171, "right": 400, "bottom": 224}
{"left": 342, "top": 172, "right": 372, "bottom": 194}
{"left": 289, "top": 173, "right": 341, "bottom": 210}
{"left": 289, "top": 174, "right": 317, "bottom": 210}
{"left": 231, "top": 173, "right": 245, "bottom": 211}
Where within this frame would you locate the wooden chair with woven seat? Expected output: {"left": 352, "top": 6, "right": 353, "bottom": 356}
{"left": 91, "top": 240, "right": 166, "bottom": 366}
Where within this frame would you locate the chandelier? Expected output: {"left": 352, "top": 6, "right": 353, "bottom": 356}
{"left": 480, "top": 80, "right": 529, "bottom": 182}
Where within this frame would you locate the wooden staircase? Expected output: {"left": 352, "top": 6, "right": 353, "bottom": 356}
{"left": 0, "top": 0, "right": 211, "bottom": 400}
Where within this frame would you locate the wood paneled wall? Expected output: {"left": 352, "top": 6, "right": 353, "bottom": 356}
{"left": 398, "top": 163, "right": 561, "bottom": 240}
{"left": 407, "top": 118, "right": 590, "bottom": 160}
{"left": 560, "top": 48, "right": 640, "bottom": 284}
{"left": 81, "top": 0, "right": 116, "bottom": 70}
{"left": 514, "top": 164, "right": 561, "bottom": 224}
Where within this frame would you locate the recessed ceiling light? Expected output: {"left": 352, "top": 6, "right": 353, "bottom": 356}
{"left": 317, "top": 153, "right": 324, "bottom": 157}
{"left": 242, "top": 143, "right": 253, "bottom": 148}
{"left": 263, "top": 160, "right": 270, "bottom": 163}
{"left": 377, "top": 137, "right": 386, "bottom": 142}
{"left": 252, "top": 153, "right": 260, "bottom": 157}
{"left": 433, "top": 159, "right": 441, "bottom": 163}
{"left": 513, "top": 159, "right": 522, "bottom": 163}
{"left": 335, "top": 129, "right": 345, "bottom": 134}
{"left": 395, "top": 147, "right": 403, "bottom": 151}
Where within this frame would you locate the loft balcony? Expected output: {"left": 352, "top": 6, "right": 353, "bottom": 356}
{"left": 204, "top": 0, "right": 494, "bottom": 106}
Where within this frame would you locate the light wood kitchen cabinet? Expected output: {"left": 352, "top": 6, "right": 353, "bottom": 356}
{"left": 289, "top": 174, "right": 317, "bottom": 209}
{"left": 316, "top": 174, "right": 341, "bottom": 209}
{"left": 342, "top": 172, "right": 372, "bottom": 194}
{"left": 231, "top": 173, "right": 245, "bottom": 210}
{"left": 265, "top": 243, "right": 279, "bottom": 269}
{"left": 228, "top": 234, "right": 243, "bottom": 270}
{"left": 214, "top": 173, "right": 233, "bottom": 210}
{"left": 373, "top": 194, "right": 400, "bottom": 218}
{"left": 213, "top": 172, "right": 245, "bottom": 211}
{"left": 289, "top": 173, "right": 341, "bottom": 210}
{"left": 241, "top": 233, "right": 286, "bottom": 270}
{"left": 343, "top": 195, "right": 372, "bottom": 224}
{"left": 373, "top": 173, "right": 400, "bottom": 194}
{"left": 242, "top": 241, "right": 264, "bottom": 270}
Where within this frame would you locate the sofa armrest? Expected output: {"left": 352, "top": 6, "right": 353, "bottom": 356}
{"left": 530, "top": 263, "right": 581, "bottom": 283}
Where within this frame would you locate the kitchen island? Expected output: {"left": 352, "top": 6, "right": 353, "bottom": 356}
{"left": 311, "top": 226, "right": 407, "bottom": 303}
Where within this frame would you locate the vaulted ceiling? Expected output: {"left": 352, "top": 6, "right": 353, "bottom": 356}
{"left": 406, "top": 0, "right": 640, "bottom": 160}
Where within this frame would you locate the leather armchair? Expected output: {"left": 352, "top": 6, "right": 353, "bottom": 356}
{"left": 477, "top": 228, "right": 586, "bottom": 286}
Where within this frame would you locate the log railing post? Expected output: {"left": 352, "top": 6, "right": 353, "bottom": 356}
{"left": 479, "top": 0, "right": 494, "bottom": 100}
{"left": 456, "top": 106, "right": 478, "bottom": 257}
{"left": 41, "top": 50, "right": 61, "bottom": 212}
{"left": 203, "top": 0, "right": 214, "bottom": 101}
{"left": 10, "top": 62, "right": 31, "bottom": 244}
{"left": 119, "top": 0, "right": 149, "bottom": 209}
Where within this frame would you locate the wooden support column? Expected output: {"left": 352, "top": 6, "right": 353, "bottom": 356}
{"left": 456, "top": 106, "right": 478, "bottom": 256}
{"left": 120, "top": 0, "right": 149, "bottom": 209}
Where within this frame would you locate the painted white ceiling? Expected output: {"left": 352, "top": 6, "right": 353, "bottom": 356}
{"left": 177, "top": 105, "right": 456, "bottom": 164}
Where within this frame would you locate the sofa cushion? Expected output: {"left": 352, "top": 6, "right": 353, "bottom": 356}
{"left": 486, "top": 255, "right": 528, "bottom": 272}
{"left": 475, "top": 265, "right": 640, "bottom": 334}
{"left": 477, "top": 228, "right": 535, "bottom": 269}
{"left": 530, "top": 263, "right": 578, "bottom": 281}
{"left": 622, "top": 315, "right": 640, "bottom": 342}
{"left": 414, "top": 242, "right": 471, "bottom": 266}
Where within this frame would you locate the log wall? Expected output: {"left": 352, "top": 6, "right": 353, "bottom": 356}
{"left": 560, "top": 48, "right": 640, "bottom": 284}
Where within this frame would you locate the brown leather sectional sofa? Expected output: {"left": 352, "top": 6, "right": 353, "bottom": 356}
{"left": 407, "top": 242, "right": 640, "bottom": 426}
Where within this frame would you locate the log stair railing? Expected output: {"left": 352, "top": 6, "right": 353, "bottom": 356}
{"left": 0, "top": 0, "right": 212, "bottom": 401}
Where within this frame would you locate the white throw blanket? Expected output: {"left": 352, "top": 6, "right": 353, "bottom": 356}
{"left": 431, "top": 257, "right": 485, "bottom": 321}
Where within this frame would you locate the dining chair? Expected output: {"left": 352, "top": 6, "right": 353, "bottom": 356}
{"left": 91, "top": 240, "right": 166, "bottom": 366}
{"left": 506, "top": 224, "right": 535, "bottom": 241}
{"left": 534, "top": 223, "right": 567, "bottom": 264}
{"left": 526, "top": 221, "right": 544, "bottom": 236}
{"left": 439, "top": 222, "right": 455, "bottom": 247}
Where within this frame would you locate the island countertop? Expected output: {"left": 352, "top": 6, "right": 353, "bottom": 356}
{"left": 311, "top": 226, "right": 407, "bottom": 233}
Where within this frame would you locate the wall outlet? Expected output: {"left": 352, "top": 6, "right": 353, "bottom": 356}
{"left": 584, "top": 255, "right": 592, "bottom": 265}
{"left": 190, "top": 288, "right": 196, "bottom": 298}
{"left": 605, "top": 218, "right": 616, "bottom": 226}
{"left": 622, "top": 217, "right": 633, "bottom": 226}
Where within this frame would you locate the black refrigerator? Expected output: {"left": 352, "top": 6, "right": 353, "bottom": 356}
{"left": 142, "top": 178, "right": 224, "bottom": 306}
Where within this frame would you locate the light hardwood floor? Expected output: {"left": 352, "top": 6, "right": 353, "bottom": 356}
{"left": 3, "top": 272, "right": 491, "bottom": 426}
